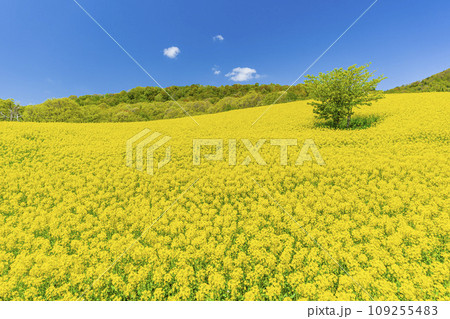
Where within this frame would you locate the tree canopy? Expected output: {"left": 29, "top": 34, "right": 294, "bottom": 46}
{"left": 0, "top": 99, "right": 21, "bottom": 121}
{"left": 304, "top": 64, "right": 385, "bottom": 128}
{"left": 18, "top": 84, "right": 308, "bottom": 123}
{"left": 386, "top": 68, "right": 450, "bottom": 93}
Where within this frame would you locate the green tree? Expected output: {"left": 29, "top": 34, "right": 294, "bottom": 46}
{"left": 0, "top": 99, "right": 21, "bottom": 121}
{"left": 304, "top": 64, "right": 385, "bottom": 128}
{"left": 23, "top": 98, "right": 85, "bottom": 122}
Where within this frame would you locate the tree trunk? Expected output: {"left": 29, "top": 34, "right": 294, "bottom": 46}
{"left": 346, "top": 114, "right": 351, "bottom": 128}
{"left": 333, "top": 117, "right": 340, "bottom": 128}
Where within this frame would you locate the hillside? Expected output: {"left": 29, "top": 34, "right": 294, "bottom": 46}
{"left": 386, "top": 68, "right": 450, "bottom": 93}
{"left": 1, "top": 92, "right": 448, "bottom": 300}
{"left": 72, "top": 83, "right": 307, "bottom": 107}
{"left": 1, "top": 83, "right": 308, "bottom": 123}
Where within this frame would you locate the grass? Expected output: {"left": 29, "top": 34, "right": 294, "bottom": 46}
{"left": 313, "top": 114, "right": 383, "bottom": 130}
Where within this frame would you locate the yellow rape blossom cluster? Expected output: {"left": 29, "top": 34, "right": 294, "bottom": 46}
{"left": 0, "top": 92, "right": 448, "bottom": 300}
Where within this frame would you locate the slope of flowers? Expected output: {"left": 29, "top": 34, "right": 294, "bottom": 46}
{"left": 0, "top": 93, "right": 448, "bottom": 301}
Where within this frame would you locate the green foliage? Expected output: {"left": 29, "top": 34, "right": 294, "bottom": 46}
{"left": 386, "top": 68, "right": 450, "bottom": 93}
{"left": 23, "top": 98, "right": 84, "bottom": 122}
{"left": 19, "top": 84, "right": 309, "bottom": 123}
{"left": 304, "top": 64, "right": 385, "bottom": 128}
{"left": 314, "top": 114, "right": 383, "bottom": 130}
{"left": 73, "top": 83, "right": 308, "bottom": 107}
{"left": 0, "top": 99, "right": 21, "bottom": 121}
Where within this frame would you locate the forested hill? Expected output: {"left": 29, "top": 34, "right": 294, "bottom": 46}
{"left": 2, "top": 83, "right": 308, "bottom": 123}
{"left": 73, "top": 83, "right": 307, "bottom": 106}
{"left": 386, "top": 68, "right": 450, "bottom": 93}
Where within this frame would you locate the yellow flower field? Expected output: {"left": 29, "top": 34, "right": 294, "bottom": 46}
{"left": 0, "top": 92, "right": 448, "bottom": 301}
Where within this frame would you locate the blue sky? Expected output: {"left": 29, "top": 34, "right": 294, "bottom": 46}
{"left": 0, "top": 0, "right": 449, "bottom": 105}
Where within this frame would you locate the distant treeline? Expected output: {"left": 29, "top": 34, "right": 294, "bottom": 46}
{"left": 386, "top": 68, "right": 449, "bottom": 93}
{"left": 1, "top": 83, "right": 308, "bottom": 123}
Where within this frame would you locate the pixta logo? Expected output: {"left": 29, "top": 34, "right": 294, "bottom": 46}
{"left": 193, "top": 138, "right": 325, "bottom": 166}
{"left": 126, "top": 129, "right": 171, "bottom": 175}
{"left": 127, "top": 131, "right": 325, "bottom": 175}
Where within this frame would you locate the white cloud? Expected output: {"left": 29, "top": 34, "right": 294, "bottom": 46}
{"left": 225, "top": 67, "right": 260, "bottom": 82}
{"left": 212, "top": 66, "right": 221, "bottom": 75}
{"left": 213, "top": 34, "right": 224, "bottom": 41}
{"left": 163, "top": 46, "right": 180, "bottom": 59}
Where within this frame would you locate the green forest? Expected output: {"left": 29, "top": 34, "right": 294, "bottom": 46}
{"left": 386, "top": 68, "right": 450, "bottom": 93}
{"left": 1, "top": 83, "right": 307, "bottom": 123}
